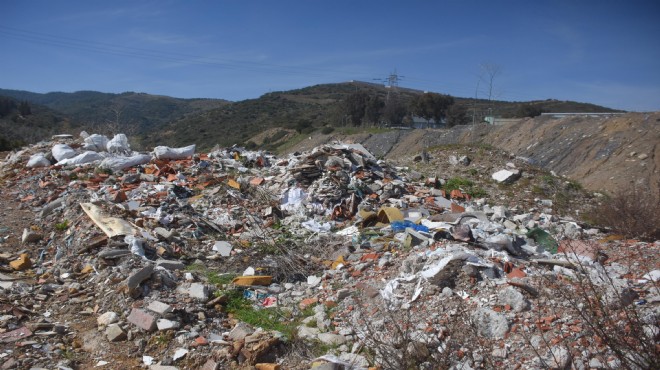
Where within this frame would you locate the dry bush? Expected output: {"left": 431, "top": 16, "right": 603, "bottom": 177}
{"left": 350, "top": 292, "right": 497, "bottom": 370}
{"left": 528, "top": 239, "right": 660, "bottom": 369}
{"left": 588, "top": 185, "right": 660, "bottom": 241}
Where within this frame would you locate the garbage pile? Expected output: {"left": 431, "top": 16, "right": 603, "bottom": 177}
{"left": 0, "top": 133, "right": 658, "bottom": 370}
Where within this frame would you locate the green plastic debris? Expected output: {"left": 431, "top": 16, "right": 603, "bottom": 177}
{"left": 526, "top": 227, "right": 558, "bottom": 254}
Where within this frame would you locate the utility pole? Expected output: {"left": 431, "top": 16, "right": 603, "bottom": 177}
{"left": 472, "top": 79, "right": 479, "bottom": 125}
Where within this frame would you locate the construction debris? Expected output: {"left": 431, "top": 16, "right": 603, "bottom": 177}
{"left": 0, "top": 133, "right": 657, "bottom": 369}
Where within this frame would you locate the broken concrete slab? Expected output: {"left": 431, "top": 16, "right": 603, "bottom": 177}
{"left": 127, "top": 308, "right": 157, "bottom": 332}
{"left": 492, "top": 169, "right": 521, "bottom": 184}
{"left": 126, "top": 264, "right": 155, "bottom": 292}
{"left": 147, "top": 301, "right": 173, "bottom": 315}
{"left": 105, "top": 324, "right": 127, "bottom": 342}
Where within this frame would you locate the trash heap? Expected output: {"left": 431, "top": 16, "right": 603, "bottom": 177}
{"left": 0, "top": 133, "right": 658, "bottom": 370}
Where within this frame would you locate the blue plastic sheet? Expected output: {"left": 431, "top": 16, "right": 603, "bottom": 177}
{"left": 390, "top": 220, "right": 429, "bottom": 233}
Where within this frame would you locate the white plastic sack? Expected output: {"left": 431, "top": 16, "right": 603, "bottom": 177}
{"left": 301, "top": 219, "right": 333, "bottom": 233}
{"left": 57, "top": 151, "right": 104, "bottom": 166}
{"left": 153, "top": 144, "right": 196, "bottom": 160}
{"left": 106, "top": 134, "right": 130, "bottom": 154}
{"left": 281, "top": 187, "right": 306, "bottom": 211}
{"left": 99, "top": 154, "right": 151, "bottom": 172}
{"left": 52, "top": 144, "right": 76, "bottom": 162}
{"left": 27, "top": 153, "right": 51, "bottom": 168}
{"left": 84, "top": 134, "right": 109, "bottom": 152}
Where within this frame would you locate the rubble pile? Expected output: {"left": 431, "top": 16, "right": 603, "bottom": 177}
{"left": 0, "top": 133, "right": 658, "bottom": 370}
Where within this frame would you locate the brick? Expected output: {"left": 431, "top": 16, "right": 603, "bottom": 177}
{"left": 10, "top": 254, "right": 31, "bottom": 271}
{"left": 127, "top": 308, "right": 156, "bottom": 332}
{"left": 299, "top": 297, "right": 318, "bottom": 310}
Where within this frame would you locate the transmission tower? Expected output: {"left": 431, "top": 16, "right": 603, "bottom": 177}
{"left": 374, "top": 69, "right": 404, "bottom": 102}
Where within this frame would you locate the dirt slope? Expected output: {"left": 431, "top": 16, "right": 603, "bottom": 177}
{"left": 283, "top": 112, "right": 660, "bottom": 199}
{"left": 484, "top": 113, "right": 659, "bottom": 199}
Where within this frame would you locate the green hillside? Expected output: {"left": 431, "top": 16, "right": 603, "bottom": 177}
{"left": 1, "top": 83, "right": 623, "bottom": 152}
{"left": 150, "top": 82, "right": 623, "bottom": 150}
{"left": 0, "top": 89, "right": 229, "bottom": 139}
{"left": 0, "top": 95, "right": 73, "bottom": 150}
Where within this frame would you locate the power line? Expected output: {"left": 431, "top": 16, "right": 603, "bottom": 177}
{"left": 0, "top": 25, "right": 544, "bottom": 102}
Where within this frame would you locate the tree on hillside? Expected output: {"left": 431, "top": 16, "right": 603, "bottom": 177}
{"left": 0, "top": 97, "right": 16, "bottom": 117}
{"left": 410, "top": 93, "right": 454, "bottom": 127}
{"left": 446, "top": 104, "right": 469, "bottom": 127}
{"left": 515, "top": 104, "right": 545, "bottom": 118}
{"left": 364, "top": 95, "right": 384, "bottom": 125}
{"left": 344, "top": 91, "right": 369, "bottom": 126}
{"left": 382, "top": 96, "right": 407, "bottom": 126}
{"left": 18, "top": 101, "right": 32, "bottom": 116}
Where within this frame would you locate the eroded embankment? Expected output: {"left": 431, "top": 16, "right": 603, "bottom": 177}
{"left": 284, "top": 112, "right": 659, "bottom": 199}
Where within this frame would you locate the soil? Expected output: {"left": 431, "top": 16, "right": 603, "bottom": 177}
{"left": 284, "top": 112, "right": 660, "bottom": 201}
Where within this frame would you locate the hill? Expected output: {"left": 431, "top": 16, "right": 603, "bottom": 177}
{"left": 0, "top": 88, "right": 229, "bottom": 148}
{"left": 0, "top": 95, "right": 74, "bottom": 150}
{"left": 1, "top": 83, "right": 622, "bottom": 151}
{"left": 150, "top": 81, "right": 622, "bottom": 150}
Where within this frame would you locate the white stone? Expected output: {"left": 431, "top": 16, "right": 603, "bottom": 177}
{"left": 172, "top": 348, "right": 188, "bottom": 361}
{"left": 472, "top": 308, "right": 509, "bottom": 338}
{"left": 307, "top": 275, "right": 322, "bottom": 287}
{"left": 147, "top": 301, "right": 173, "bottom": 315}
{"left": 317, "top": 333, "right": 347, "bottom": 345}
{"left": 492, "top": 169, "right": 520, "bottom": 183}
{"left": 157, "top": 319, "right": 180, "bottom": 331}
{"left": 97, "top": 312, "right": 119, "bottom": 327}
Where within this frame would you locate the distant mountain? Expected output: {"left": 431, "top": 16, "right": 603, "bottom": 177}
{"left": 0, "top": 89, "right": 229, "bottom": 146}
{"left": 0, "top": 84, "right": 622, "bottom": 152}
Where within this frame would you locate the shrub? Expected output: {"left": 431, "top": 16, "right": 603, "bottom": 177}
{"left": 588, "top": 185, "right": 660, "bottom": 241}
{"left": 321, "top": 126, "right": 335, "bottom": 135}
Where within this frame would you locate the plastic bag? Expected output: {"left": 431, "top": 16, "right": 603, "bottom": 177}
{"left": 57, "top": 151, "right": 104, "bottom": 166}
{"left": 106, "top": 134, "right": 130, "bottom": 154}
{"left": 152, "top": 144, "right": 196, "bottom": 160}
{"left": 52, "top": 144, "right": 76, "bottom": 162}
{"left": 26, "top": 153, "right": 51, "bottom": 168}
{"left": 83, "top": 134, "right": 109, "bottom": 152}
{"left": 99, "top": 154, "right": 151, "bottom": 171}
{"left": 281, "top": 187, "right": 306, "bottom": 211}
{"left": 125, "top": 235, "right": 145, "bottom": 257}
{"left": 390, "top": 220, "right": 429, "bottom": 233}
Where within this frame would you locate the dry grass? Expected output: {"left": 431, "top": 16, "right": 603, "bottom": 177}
{"left": 588, "top": 185, "right": 660, "bottom": 241}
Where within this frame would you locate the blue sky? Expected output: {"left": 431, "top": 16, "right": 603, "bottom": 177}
{"left": 2, "top": 1, "right": 659, "bottom": 111}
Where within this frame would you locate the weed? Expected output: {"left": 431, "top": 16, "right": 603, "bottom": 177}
{"left": 185, "top": 263, "right": 236, "bottom": 286}
{"left": 225, "top": 290, "right": 298, "bottom": 339}
{"left": 444, "top": 177, "right": 487, "bottom": 198}
{"left": 55, "top": 220, "right": 69, "bottom": 231}
{"left": 444, "top": 177, "right": 474, "bottom": 192}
